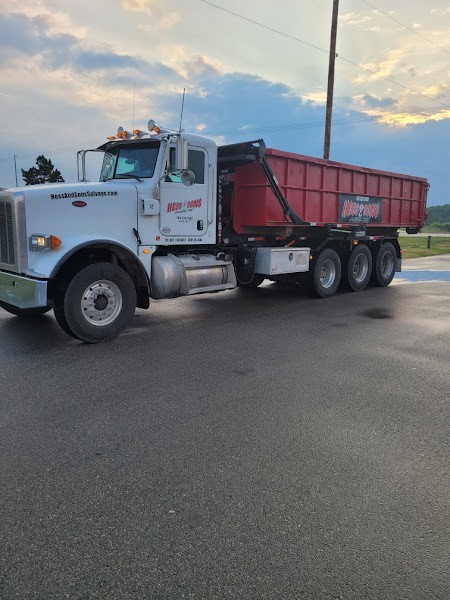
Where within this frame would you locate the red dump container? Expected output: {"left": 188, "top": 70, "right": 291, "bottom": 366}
{"left": 232, "top": 148, "right": 428, "bottom": 232}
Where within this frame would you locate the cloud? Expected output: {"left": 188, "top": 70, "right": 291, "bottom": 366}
{"left": 339, "top": 12, "right": 372, "bottom": 25}
{"left": 122, "top": 0, "right": 156, "bottom": 13}
{"left": 122, "top": 0, "right": 180, "bottom": 30}
{"left": 301, "top": 91, "right": 327, "bottom": 105}
{"left": 353, "top": 49, "right": 406, "bottom": 83}
{"left": 0, "top": 13, "right": 42, "bottom": 59}
{"left": 0, "top": 1, "right": 85, "bottom": 37}
{"left": 76, "top": 51, "right": 149, "bottom": 72}
{"left": 137, "top": 12, "right": 181, "bottom": 32}
{"left": 159, "top": 45, "right": 224, "bottom": 80}
{"left": 430, "top": 7, "right": 450, "bottom": 15}
{"left": 359, "top": 94, "right": 398, "bottom": 109}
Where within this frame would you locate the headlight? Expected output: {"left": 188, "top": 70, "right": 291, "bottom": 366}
{"left": 29, "top": 234, "right": 62, "bottom": 251}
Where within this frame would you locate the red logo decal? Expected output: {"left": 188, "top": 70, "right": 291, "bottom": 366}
{"left": 72, "top": 200, "right": 87, "bottom": 207}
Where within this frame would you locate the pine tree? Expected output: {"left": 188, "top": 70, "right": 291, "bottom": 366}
{"left": 21, "top": 155, "right": 64, "bottom": 185}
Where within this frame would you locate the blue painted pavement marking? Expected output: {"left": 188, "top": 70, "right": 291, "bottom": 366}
{"left": 395, "top": 270, "right": 450, "bottom": 283}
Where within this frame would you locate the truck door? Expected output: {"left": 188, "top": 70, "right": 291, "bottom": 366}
{"left": 158, "top": 147, "right": 210, "bottom": 240}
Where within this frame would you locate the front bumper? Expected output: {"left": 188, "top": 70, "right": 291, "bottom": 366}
{"left": 0, "top": 271, "right": 48, "bottom": 308}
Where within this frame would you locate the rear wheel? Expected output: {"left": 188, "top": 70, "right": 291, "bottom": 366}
{"left": 0, "top": 301, "right": 51, "bottom": 317}
{"left": 309, "top": 248, "right": 341, "bottom": 298}
{"left": 344, "top": 244, "right": 372, "bottom": 292}
{"left": 371, "top": 242, "right": 397, "bottom": 287}
{"left": 54, "top": 262, "right": 136, "bottom": 343}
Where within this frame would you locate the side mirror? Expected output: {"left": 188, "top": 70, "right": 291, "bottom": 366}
{"left": 181, "top": 169, "right": 195, "bottom": 187}
{"left": 175, "top": 136, "right": 188, "bottom": 171}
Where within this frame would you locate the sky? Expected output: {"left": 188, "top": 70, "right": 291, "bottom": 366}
{"left": 0, "top": 0, "right": 449, "bottom": 206}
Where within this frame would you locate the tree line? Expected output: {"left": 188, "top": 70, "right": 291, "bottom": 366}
{"left": 21, "top": 155, "right": 64, "bottom": 185}
{"left": 426, "top": 205, "right": 450, "bottom": 229}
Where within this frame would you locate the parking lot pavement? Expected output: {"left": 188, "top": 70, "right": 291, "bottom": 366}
{"left": 401, "top": 254, "right": 450, "bottom": 271}
{"left": 395, "top": 254, "right": 450, "bottom": 283}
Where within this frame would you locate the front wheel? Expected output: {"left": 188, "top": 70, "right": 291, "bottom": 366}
{"left": 309, "top": 248, "right": 341, "bottom": 298}
{"left": 371, "top": 242, "right": 397, "bottom": 287}
{"left": 54, "top": 262, "right": 137, "bottom": 343}
{"left": 0, "top": 301, "right": 51, "bottom": 317}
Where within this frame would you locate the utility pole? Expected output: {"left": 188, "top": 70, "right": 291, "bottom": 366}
{"left": 13, "top": 154, "right": 19, "bottom": 187}
{"left": 323, "top": 0, "right": 339, "bottom": 160}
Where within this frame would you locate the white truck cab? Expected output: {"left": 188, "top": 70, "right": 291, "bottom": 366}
{"left": 0, "top": 121, "right": 236, "bottom": 342}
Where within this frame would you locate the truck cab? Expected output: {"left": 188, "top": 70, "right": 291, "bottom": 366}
{"left": 89, "top": 128, "right": 218, "bottom": 248}
{"left": 0, "top": 122, "right": 236, "bottom": 342}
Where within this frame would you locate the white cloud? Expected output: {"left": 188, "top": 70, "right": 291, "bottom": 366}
{"left": 0, "top": 0, "right": 86, "bottom": 38}
{"left": 302, "top": 91, "right": 327, "bottom": 105}
{"left": 159, "top": 45, "right": 224, "bottom": 81}
{"left": 339, "top": 12, "right": 372, "bottom": 25}
{"left": 121, "top": 0, "right": 180, "bottom": 29}
{"left": 122, "top": 0, "right": 157, "bottom": 14}
{"left": 430, "top": 8, "right": 450, "bottom": 15}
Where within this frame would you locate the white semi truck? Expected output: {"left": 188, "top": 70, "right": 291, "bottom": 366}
{"left": 0, "top": 120, "right": 427, "bottom": 342}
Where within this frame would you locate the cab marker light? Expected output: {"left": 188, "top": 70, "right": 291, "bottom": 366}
{"left": 29, "top": 234, "right": 62, "bottom": 251}
{"left": 147, "top": 119, "right": 161, "bottom": 134}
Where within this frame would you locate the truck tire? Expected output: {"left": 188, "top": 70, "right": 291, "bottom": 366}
{"left": 310, "top": 248, "right": 341, "bottom": 298}
{"left": 54, "top": 262, "right": 136, "bottom": 343}
{"left": 0, "top": 301, "right": 51, "bottom": 317}
{"left": 371, "top": 242, "right": 397, "bottom": 287}
{"left": 344, "top": 244, "right": 372, "bottom": 292}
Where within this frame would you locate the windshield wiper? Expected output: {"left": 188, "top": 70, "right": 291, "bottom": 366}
{"left": 117, "top": 173, "right": 143, "bottom": 182}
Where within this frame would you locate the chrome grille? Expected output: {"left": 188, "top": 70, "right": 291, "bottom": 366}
{"left": 0, "top": 200, "right": 15, "bottom": 265}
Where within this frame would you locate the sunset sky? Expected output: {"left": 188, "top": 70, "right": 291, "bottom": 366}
{"left": 0, "top": 0, "right": 449, "bottom": 205}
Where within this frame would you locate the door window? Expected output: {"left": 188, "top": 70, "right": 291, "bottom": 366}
{"left": 167, "top": 148, "right": 205, "bottom": 184}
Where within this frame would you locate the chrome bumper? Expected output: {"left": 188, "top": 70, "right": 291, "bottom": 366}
{"left": 0, "top": 271, "right": 48, "bottom": 308}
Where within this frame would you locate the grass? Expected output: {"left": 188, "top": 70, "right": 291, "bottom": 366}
{"left": 422, "top": 225, "right": 450, "bottom": 233}
{"left": 399, "top": 236, "right": 450, "bottom": 259}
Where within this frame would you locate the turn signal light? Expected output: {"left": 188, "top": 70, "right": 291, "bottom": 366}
{"left": 49, "top": 235, "right": 62, "bottom": 250}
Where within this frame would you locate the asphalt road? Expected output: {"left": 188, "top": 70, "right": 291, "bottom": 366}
{"left": 1, "top": 272, "right": 449, "bottom": 599}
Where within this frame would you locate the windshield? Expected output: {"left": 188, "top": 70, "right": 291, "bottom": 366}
{"left": 100, "top": 141, "right": 160, "bottom": 181}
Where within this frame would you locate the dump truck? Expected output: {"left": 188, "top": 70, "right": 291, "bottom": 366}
{"left": 0, "top": 120, "right": 428, "bottom": 342}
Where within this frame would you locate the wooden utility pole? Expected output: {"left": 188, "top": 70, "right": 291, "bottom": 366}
{"left": 323, "top": 0, "right": 339, "bottom": 160}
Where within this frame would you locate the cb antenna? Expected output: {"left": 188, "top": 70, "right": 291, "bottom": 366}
{"left": 179, "top": 88, "right": 186, "bottom": 133}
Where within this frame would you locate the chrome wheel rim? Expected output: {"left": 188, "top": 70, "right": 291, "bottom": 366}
{"left": 381, "top": 252, "right": 394, "bottom": 278}
{"left": 319, "top": 259, "right": 336, "bottom": 288}
{"left": 81, "top": 280, "right": 122, "bottom": 326}
{"left": 353, "top": 254, "right": 369, "bottom": 283}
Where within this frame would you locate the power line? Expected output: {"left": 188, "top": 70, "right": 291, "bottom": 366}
{"left": 198, "top": 0, "right": 328, "bottom": 55}
{"left": 198, "top": 0, "right": 450, "bottom": 110}
{"left": 203, "top": 114, "right": 379, "bottom": 138}
{"left": 359, "top": 0, "right": 450, "bottom": 55}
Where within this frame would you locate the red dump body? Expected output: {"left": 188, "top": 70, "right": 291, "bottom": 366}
{"left": 232, "top": 148, "right": 428, "bottom": 232}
